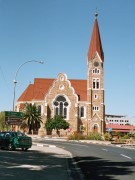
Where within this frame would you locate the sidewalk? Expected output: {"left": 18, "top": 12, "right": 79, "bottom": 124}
{"left": 31, "top": 136, "right": 84, "bottom": 180}
{"left": 31, "top": 143, "right": 73, "bottom": 180}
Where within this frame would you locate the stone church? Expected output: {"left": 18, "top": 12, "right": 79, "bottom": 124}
{"left": 16, "top": 14, "right": 105, "bottom": 135}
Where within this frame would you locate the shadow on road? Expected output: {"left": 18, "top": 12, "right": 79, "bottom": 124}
{"left": 0, "top": 149, "right": 69, "bottom": 180}
{"left": 74, "top": 156, "right": 134, "bottom": 180}
{"left": 1, "top": 149, "right": 135, "bottom": 180}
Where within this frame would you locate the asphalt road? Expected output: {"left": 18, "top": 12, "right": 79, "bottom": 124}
{"left": 0, "top": 145, "right": 71, "bottom": 180}
{"left": 37, "top": 140, "right": 135, "bottom": 180}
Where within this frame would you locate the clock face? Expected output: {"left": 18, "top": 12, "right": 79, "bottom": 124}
{"left": 94, "top": 61, "right": 99, "bottom": 67}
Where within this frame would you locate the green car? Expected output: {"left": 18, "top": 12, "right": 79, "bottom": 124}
{"left": 0, "top": 131, "right": 32, "bottom": 151}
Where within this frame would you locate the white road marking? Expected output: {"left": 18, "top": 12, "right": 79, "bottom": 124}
{"left": 120, "top": 154, "right": 132, "bottom": 159}
{"left": 8, "top": 164, "right": 47, "bottom": 170}
{"left": 102, "top": 148, "right": 108, "bottom": 151}
{"left": 49, "top": 145, "right": 56, "bottom": 148}
{"left": 37, "top": 144, "right": 44, "bottom": 147}
{"left": 36, "top": 144, "right": 56, "bottom": 148}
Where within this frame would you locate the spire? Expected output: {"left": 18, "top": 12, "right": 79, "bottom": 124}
{"left": 87, "top": 13, "right": 104, "bottom": 61}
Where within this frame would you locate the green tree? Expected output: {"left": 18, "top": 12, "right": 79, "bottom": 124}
{"left": 53, "top": 115, "right": 69, "bottom": 136}
{"left": 45, "top": 115, "right": 69, "bottom": 136}
{"left": 0, "top": 112, "right": 11, "bottom": 131}
{"left": 22, "top": 103, "right": 42, "bottom": 134}
{"left": 45, "top": 118, "right": 55, "bottom": 135}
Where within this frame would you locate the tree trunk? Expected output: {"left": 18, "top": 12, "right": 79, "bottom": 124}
{"left": 56, "top": 129, "right": 60, "bottom": 137}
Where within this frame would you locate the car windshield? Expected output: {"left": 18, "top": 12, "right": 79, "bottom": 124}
{"left": 0, "top": 131, "right": 25, "bottom": 137}
{"left": 0, "top": 132, "right": 6, "bottom": 137}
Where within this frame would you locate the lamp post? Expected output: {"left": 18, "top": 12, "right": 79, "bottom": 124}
{"left": 13, "top": 60, "right": 44, "bottom": 111}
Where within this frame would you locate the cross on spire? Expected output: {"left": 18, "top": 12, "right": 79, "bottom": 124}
{"left": 95, "top": 12, "right": 98, "bottom": 19}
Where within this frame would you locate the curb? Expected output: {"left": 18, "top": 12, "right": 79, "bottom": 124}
{"left": 32, "top": 137, "right": 135, "bottom": 149}
{"left": 32, "top": 142, "right": 82, "bottom": 180}
{"left": 32, "top": 142, "right": 56, "bottom": 148}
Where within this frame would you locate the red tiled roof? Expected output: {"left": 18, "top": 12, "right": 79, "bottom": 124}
{"left": 88, "top": 19, "right": 104, "bottom": 61}
{"left": 17, "top": 78, "right": 87, "bottom": 102}
{"left": 70, "top": 79, "right": 87, "bottom": 101}
{"left": 106, "top": 124, "right": 135, "bottom": 131}
{"left": 33, "top": 78, "right": 55, "bottom": 100}
{"left": 18, "top": 84, "right": 34, "bottom": 101}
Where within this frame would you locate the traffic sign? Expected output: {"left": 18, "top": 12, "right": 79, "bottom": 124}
{"left": 108, "top": 128, "right": 112, "bottom": 132}
{"left": 4, "top": 111, "right": 24, "bottom": 125}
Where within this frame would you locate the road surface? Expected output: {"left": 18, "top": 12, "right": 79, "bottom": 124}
{"left": 36, "top": 139, "right": 135, "bottom": 180}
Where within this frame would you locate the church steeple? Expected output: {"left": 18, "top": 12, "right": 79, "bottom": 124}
{"left": 87, "top": 13, "right": 105, "bottom": 135}
{"left": 88, "top": 13, "right": 104, "bottom": 61}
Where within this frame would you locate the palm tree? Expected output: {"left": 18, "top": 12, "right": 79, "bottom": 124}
{"left": 22, "top": 103, "right": 42, "bottom": 134}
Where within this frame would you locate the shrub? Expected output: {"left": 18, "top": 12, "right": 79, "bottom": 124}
{"left": 121, "top": 134, "right": 130, "bottom": 139}
{"left": 87, "top": 132, "right": 102, "bottom": 140}
{"left": 68, "top": 132, "right": 103, "bottom": 140}
{"left": 68, "top": 133, "right": 86, "bottom": 140}
{"left": 104, "top": 132, "right": 109, "bottom": 141}
{"left": 117, "top": 138, "right": 126, "bottom": 143}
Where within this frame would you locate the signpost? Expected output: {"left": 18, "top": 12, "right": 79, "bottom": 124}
{"left": 108, "top": 127, "right": 112, "bottom": 141}
{"left": 108, "top": 128, "right": 112, "bottom": 133}
{"left": 4, "top": 111, "right": 24, "bottom": 125}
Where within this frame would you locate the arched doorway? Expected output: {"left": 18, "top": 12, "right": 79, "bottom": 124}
{"left": 93, "top": 124, "right": 98, "bottom": 133}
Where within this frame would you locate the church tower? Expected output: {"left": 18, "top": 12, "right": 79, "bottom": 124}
{"left": 87, "top": 13, "right": 105, "bottom": 134}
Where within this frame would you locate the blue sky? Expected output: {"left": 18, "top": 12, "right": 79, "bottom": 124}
{"left": 0, "top": 0, "right": 135, "bottom": 123}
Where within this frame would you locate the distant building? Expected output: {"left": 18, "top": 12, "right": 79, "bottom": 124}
{"left": 105, "top": 114, "right": 132, "bottom": 125}
{"left": 106, "top": 124, "right": 135, "bottom": 134}
{"left": 105, "top": 114, "right": 134, "bottom": 135}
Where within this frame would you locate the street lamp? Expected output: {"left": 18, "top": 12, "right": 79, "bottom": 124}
{"left": 13, "top": 60, "right": 44, "bottom": 111}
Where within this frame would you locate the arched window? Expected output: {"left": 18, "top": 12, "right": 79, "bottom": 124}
{"left": 37, "top": 105, "right": 41, "bottom": 114}
{"left": 93, "top": 78, "right": 100, "bottom": 89}
{"left": 92, "top": 106, "right": 99, "bottom": 111}
{"left": 53, "top": 96, "right": 69, "bottom": 119}
{"left": 97, "top": 79, "right": 99, "bottom": 89}
{"left": 93, "top": 79, "right": 96, "bottom": 89}
{"left": 92, "top": 68, "right": 100, "bottom": 74}
{"left": 80, "top": 106, "right": 85, "bottom": 118}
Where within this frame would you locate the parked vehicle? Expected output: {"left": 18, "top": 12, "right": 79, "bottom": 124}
{"left": 0, "top": 131, "right": 32, "bottom": 151}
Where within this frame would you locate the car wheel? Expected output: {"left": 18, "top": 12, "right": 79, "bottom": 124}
{"left": 8, "top": 144, "right": 14, "bottom": 151}
{"left": 22, "top": 148, "right": 28, "bottom": 151}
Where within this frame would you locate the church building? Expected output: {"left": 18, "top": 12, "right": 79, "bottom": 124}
{"left": 16, "top": 14, "right": 105, "bottom": 135}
